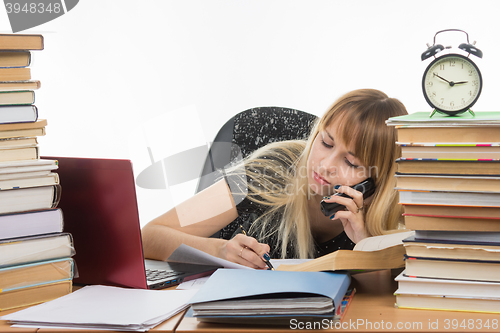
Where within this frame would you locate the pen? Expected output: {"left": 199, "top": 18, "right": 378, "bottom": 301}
{"left": 238, "top": 225, "right": 275, "bottom": 271}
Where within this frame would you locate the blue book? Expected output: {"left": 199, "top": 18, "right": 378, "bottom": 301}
{"left": 189, "top": 269, "right": 350, "bottom": 324}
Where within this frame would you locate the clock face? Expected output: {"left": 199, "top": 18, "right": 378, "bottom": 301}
{"left": 422, "top": 54, "right": 482, "bottom": 115}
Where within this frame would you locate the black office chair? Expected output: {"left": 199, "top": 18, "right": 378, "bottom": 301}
{"left": 195, "top": 106, "right": 318, "bottom": 238}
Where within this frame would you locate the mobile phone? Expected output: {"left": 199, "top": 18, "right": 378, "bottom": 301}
{"left": 320, "top": 178, "right": 376, "bottom": 216}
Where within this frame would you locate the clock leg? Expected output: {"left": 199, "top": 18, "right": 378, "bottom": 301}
{"left": 468, "top": 109, "right": 475, "bottom": 117}
{"left": 429, "top": 109, "right": 438, "bottom": 118}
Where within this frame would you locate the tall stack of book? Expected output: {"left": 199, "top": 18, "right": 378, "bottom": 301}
{"left": 0, "top": 34, "right": 75, "bottom": 312}
{"left": 386, "top": 111, "right": 500, "bottom": 313}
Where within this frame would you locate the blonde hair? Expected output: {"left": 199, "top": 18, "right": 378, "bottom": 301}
{"left": 228, "top": 89, "right": 408, "bottom": 258}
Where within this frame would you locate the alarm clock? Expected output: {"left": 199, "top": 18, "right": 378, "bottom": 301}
{"left": 421, "top": 29, "right": 483, "bottom": 117}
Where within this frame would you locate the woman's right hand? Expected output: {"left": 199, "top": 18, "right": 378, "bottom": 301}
{"left": 220, "top": 234, "right": 271, "bottom": 269}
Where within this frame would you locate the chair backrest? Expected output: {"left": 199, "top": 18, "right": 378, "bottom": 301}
{"left": 196, "top": 107, "right": 318, "bottom": 194}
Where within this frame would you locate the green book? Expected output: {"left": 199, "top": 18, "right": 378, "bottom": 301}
{"left": 387, "top": 111, "right": 500, "bottom": 127}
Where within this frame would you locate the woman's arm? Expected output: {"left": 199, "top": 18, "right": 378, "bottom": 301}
{"left": 141, "top": 179, "right": 270, "bottom": 268}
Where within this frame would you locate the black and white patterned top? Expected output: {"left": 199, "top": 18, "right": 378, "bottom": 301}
{"left": 217, "top": 107, "right": 355, "bottom": 259}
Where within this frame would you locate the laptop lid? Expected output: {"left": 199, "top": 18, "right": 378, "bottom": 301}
{"left": 43, "top": 156, "right": 217, "bottom": 289}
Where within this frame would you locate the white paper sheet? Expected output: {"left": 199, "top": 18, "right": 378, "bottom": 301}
{"left": 1, "top": 285, "right": 198, "bottom": 332}
{"left": 176, "top": 276, "right": 210, "bottom": 290}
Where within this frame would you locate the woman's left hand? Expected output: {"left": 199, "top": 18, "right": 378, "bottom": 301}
{"left": 324, "top": 186, "right": 370, "bottom": 244}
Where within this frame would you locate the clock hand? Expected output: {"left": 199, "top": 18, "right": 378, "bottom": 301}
{"left": 433, "top": 73, "right": 462, "bottom": 87}
{"left": 433, "top": 72, "right": 451, "bottom": 84}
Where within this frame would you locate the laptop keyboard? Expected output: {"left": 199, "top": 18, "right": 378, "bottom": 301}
{"left": 146, "top": 269, "right": 183, "bottom": 281}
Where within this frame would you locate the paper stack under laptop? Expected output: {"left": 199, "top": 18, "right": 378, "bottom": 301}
{"left": 1, "top": 285, "right": 198, "bottom": 332}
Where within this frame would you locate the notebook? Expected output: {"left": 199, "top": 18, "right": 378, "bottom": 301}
{"left": 188, "top": 269, "right": 351, "bottom": 325}
{"left": 42, "top": 156, "right": 218, "bottom": 290}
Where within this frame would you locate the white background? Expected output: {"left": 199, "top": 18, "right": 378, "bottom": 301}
{"left": 1, "top": 0, "right": 499, "bottom": 227}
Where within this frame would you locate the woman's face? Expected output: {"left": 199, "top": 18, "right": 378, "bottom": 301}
{"left": 306, "top": 122, "right": 369, "bottom": 197}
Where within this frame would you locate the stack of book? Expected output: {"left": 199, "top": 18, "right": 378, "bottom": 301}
{"left": 386, "top": 111, "right": 500, "bottom": 313}
{"left": 0, "top": 34, "right": 75, "bottom": 312}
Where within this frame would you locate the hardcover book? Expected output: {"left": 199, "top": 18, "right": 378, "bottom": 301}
{"left": 0, "top": 81, "right": 40, "bottom": 92}
{"left": 404, "top": 214, "right": 500, "bottom": 232}
{"left": 0, "top": 258, "right": 73, "bottom": 293}
{"left": 0, "top": 172, "right": 59, "bottom": 190}
{"left": 0, "top": 34, "right": 44, "bottom": 50}
{"left": 400, "top": 143, "right": 500, "bottom": 159}
{"left": 399, "top": 190, "right": 500, "bottom": 207}
{"left": 0, "top": 104, "right": 38, "bottom": 124}
{"left": 0, "top": 146, "right": 39, "bottom": 162}
{"left": 396, "top": 174, "right": 500, "bottom": 192}
{"left": 0, "top": 137, "right": 37, "bottom": 149}
{"left": 403, "top": 204, "right": 500, "bottom": 219}
{"left": 0, "top": 184, "right": 61, "bottom": 215}
{"left": 395, "top": 271, "right": 500, "bottom": 298}
{"left": 387, "top": 111, "right": 500, "bottom": 126}
{"left": 0, "top": 67, "right": 31, "bottom": 81}
{"left": 0, "top": 280, "right": 71, "bottom": 312}
{"left": 0, "top": 208, "right": 63, "bottom": 240}
{"left": 404, "top": 255, "right": 500, "bottom": 283}
{"left": 0, "top": 91, "right": 35, "bottom": 105}
{"left": 397, "top": 127, "right": 500, "bottom": 143}
{"left": 396, "top": 158, "right": 500, "bottom": 176}
{"left": 0, "top": 51, "right": 31, "bottom": 68}
{"left": 403, "top": 235, "right": 500, "bottom": 261}
{"left": 0, "top": 233, "right": 74, "bottom": 268}
{"left": 387, "top": 112, "right": 500, "bottom": 143}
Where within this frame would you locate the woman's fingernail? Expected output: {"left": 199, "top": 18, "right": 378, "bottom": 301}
{"left": 334, "top": 185, "right": 341, "bottom": 190}
{"left": 330, "top": 214, "right": 335, "bottom": 220}
{"left": 323, "top": 196, "right": 331, "bottom": 200}
{"left": 263, "top": 253, "right": 271, "bottom": 261}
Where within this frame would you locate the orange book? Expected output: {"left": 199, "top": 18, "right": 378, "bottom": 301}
{"left": 0, "top": 34, "right": 44, "bottom": 50}
{"left": 0, "top": 81, "right": 40, "bottom": 91}
{"left": 404, "top": 213, "right": 500, "bottom": 232}
{"left": 397, "top": 158, "right": 500, "bottom": 176}
{"left": 0, "top": 280, "right": 71, "bottom": 311}
{"left": 0, "top": 68, "right": 30, "bottom": 81}
{"left": 0, "top": 51, "right": 31, "bottom": 67}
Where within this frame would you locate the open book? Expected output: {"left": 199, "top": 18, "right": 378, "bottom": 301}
{"left": 277, "top": 230, "right": 415, "bottom": 272}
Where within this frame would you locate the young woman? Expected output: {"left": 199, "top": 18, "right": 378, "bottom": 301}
{"left": 142, "top": 89, "right": 408, "bottom": 268}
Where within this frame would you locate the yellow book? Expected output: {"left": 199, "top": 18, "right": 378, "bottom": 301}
{"left": 0, "top": 259, "right": 73, "bottom": 292}
{"left": 0, "top": 68, "right": 30, "bottom": 81}
{"left": 0, "top": 51, "right": 31, "bottom": 67}
{"left": 0, "top": 280, "right": 71, "bottom": 312}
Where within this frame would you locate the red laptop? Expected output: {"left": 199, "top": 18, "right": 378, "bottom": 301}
{"left": 43, "top": 156, "right": 217, "bottom": 289}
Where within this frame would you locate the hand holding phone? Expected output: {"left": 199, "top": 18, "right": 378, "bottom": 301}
{"left": 320, "top": 178, "right": 376, "bottom": 216}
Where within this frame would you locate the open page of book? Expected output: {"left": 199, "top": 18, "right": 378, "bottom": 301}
{"left": 270, "top": 258, "right": 312, "bottom": 268}
{"left": 353, "top": 230, "right": 415, "bottom": 252}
